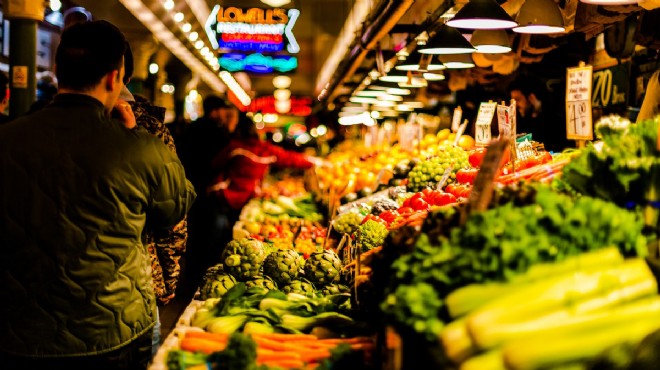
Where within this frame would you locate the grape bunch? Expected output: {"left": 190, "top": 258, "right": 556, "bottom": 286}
{"left": 406, "top": 145, "right": 469, "bottom": 192}
{"left": 332, "top": 212, "right": 363, "bottom": 234}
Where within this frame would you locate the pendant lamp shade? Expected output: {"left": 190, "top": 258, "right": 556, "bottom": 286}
{"left": 379, "top": 69, "right": 415, "bottom": 83}
{"left": 418, "top": 24, "right": 476, "bottom": 55}
{"left": 513, "top": 0, "right": 566, "bottom": 34}
{"left": 446, "top": 0, "right": 518, "bottom": 29}
{"left": 368, "top": 81, "right": 413, "bottom": 95}
{"left": 471, "top": 29, "right": 512, "bottom": 53}
{"left": 395, "top": 53, "right": 446, "bottom": 72}
{"left": 438, "top": 53, "right": 476, "bottom": 69}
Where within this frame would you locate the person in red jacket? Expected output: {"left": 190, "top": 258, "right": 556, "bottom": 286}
{"left": 207, "top": 113, "right": 316, "bottom": 252}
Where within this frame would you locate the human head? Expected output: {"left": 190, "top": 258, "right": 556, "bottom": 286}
{"left": 55, "top": 20, "right": 128, "bottom": 110}
{"left": 0, "top": 71, "right": 8, "bottom": 113}
{"left": 203, "top": 94, "right": 239, "bottom": 132}
{"left": 234, "top": 112, "right": 259, "bottom": 140}
{"left": 509, "top": 74, "right": 545, "bottom": 118}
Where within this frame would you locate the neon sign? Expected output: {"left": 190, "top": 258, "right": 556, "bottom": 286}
{"left": 247, "top": 96, "right": 313, "bottom": 116}
{"left": 205, "top": 6, "right": 300, "bottom": 53}
{"left": 219, "top": 53, "right": 298, "bottom": 73}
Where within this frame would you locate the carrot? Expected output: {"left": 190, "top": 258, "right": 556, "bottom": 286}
{"left": 253, "top": 336, "right": 302, "bottom": 352}
{"left": 257, "top": 359, "right": 306, "bottom": 369}
{"left": 318, "top": 337, "right": 373, "bottom": 345}
{"left": 299, "top": 349, "right": 332, "bottom": 362}
{"left": 180, "top": 337, "right": 226, "bottom": 354}
{"left": 251, "top": 332, "right": 318, "bottom": 341}
{"left": 288, "top": 340, "right": 338, "bottom": 349}
{"left": 256, "top": 350, "right": 302, "bottom": 361}
{"left": 184, "top": 331, "right": 228, "bottom": 343}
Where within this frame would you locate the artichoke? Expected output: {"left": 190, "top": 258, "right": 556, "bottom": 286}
{"left": 320, "top": 283, "right": 351, "bottom": 296}
{"left": 221, "top": 237, "right": 267, "bottom": 281}
{"left": 263, "top": 249, "right": 304, "bottom": 286}
{"left": 245, "top": 275, "right": 278, "bottom": 290}
{"left": 303, "top": 249, "right": 342, "bottom": 286}
{"left": 282, "top": 278, "right": 316, "bottom": 298}
{"left": 199, "top": 273, "right": 237, "bottom": 300}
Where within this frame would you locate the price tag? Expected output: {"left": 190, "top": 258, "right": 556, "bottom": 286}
{"left": 451, "top": 107, "right": 463, "bottom": 133}
{"left": 475, "top": 102, "right": 497, "bottom": 146}
{"left": 453, "top": 119, "right": 468, "bottom": 146}
{"left": 566, "top": 64, "right": 594, "bottom": 141}
{"left": 437, "top": 166, "right": 453, "bottom": 190}
{"left": 497, "top": 103, "right": 516, "bottom": 140}
{"left": 464, "top": 139, "right": 511, "bottom": 219}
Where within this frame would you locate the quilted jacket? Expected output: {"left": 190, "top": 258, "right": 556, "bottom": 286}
{"left": 0, "top": 94, "right": 195, "bottom": 357}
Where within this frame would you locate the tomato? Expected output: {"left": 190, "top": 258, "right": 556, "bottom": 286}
{"left": 410, "top": 197, "right": 429, "bottom": 211}
{"left": 361, "top": 214, "right": 386, "bottom": 225}
{"left": 468, "top": 148, "right": 486, "bottom": 168}
{"left": 397, "top": 206, "right": 414, "bottom": 215}
{"left": 437, "top": 192, "right": 457, "bottom": 206}
{"left": 456, "top": 168, "right": 479, "bottom": 185}
{"left": 379, "top": 210, "right": 399, "bottom": 223}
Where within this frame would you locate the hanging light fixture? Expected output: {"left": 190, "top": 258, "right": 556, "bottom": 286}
{"left": 446, "top": 0, "right": 518, "bottom": 29}
{"left": 395, "top": 53, "right": 446, "bottom": 72}
{"left": 423, "top": 72, "right": 446, "bottom": 81}
{"left": 418, "top": 24, "right": 476, "bottom": 55}
{"left": 438, "top": 53, "right": 476, "bottom": 68}
{"left": 471, "top": 29, "right": 512, "bottom": 53}
{"left": 513, "top": 0, "right": 566, "bottom": 34}
{"left": 368, "top": 81, "right": 412, "bottom": 96}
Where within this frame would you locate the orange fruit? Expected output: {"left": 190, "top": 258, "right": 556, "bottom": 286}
{"left": 458, "top": 135, "right": 476, "bottom": 150}
{"left": 437, "top": 128, "right": 451, "bottom": 141}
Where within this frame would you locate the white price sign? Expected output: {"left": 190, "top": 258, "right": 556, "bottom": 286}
{"left": 566, "top": 64, "right": 593, "bottom": 141}
{"left": 475, "top": 102, "right": 497, "bottom": 146}
{"left": 451, "top": 106, "right": 462, "bottom": 133}
{"left": 497, "top": 103, "right": 516, "bottom": 140}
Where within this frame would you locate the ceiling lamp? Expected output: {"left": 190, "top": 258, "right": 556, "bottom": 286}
{"left": 423, "top": 72, "right": 446, "bottom": 81}
{"left": 399, "top": 76, "right": 428, "bottom": 88}
{"left": 378, "top": 94, "right": 404, "bottom": 102}
{"left": 580, "top": 0, "right": 637, "bottom": 4}
{"left": 402, "top": 101, "right": 425, "bottom": 108}
{"left": 261, "top": 0, "right": 292, "bottom": 6}
{"left": 471, "top": 29, "right": 512, "bottom": 53}
{"left": 446, "top": 0, "right": 518, "bottom": 29}
{"left": 368, "top": 81, "right": 412, "bottom": 95}
{"left": 513, "top": 0, "right": 566, "bottom": 34}
{"left": 395, "top": 53, "right": 446, "bottom": 72}
{"left": 349, "top": 96, "right": 379, "bottom": 104}
{"left": 438, "top": 54, "right": 476, "bottom": 69}
{"left": 418, "top": 24, "right": 476, "bottom": 55}
{"left": 355, "top": 90, "right": 387, "bottom": 97}
{"left": 379, "top": 69, "right": 415, "bottom": 83}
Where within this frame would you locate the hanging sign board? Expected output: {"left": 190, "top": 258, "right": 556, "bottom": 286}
{"left": 206, "top": 6, "right": 300, "bottom": 53}
{"left": 566, "top": 63, "right": 594, "bottom": 141}
{"left": 474, "top": 101, "right": 497, "bottom": 147}
{"left": 219, "top": 53, "right": 297, "bottom": 73}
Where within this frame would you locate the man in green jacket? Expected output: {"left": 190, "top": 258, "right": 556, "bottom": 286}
{"left": 0, "top": 21, "right": 195, "bottom": 369}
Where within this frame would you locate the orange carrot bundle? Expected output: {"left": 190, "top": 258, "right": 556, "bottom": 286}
{"left": 180, "top": 337, "right": 226, "bottom": 354}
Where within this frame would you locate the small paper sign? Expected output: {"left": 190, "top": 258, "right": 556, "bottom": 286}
{"left": 566, "top": 64, "right": 594, "bottom": 141}
{"left": 451, "top": 107, "right": 463, "bottom": 133}
{"left": 453, "top": 119, "right": 468, "bottom": 146}
{"left": 475, "top": 102, "right": 497, "bottom": 146}
{"left": 437, "top": 166, "right": 453, "bottom": 190}
{"left": 497, "top": 102, "right": 516, "bottom": 140}
{"left": 465, "top": 139, "right": 511, "bottom": 217}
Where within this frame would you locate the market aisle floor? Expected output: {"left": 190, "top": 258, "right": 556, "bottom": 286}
{"left": 158, "top": 270, "right": 200, "bottom": 341}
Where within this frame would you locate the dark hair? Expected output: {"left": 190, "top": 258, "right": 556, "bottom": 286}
{"left": 55, "top": 20, "right": 127, "bottom": 91}
{"left": 235, "top": 112, "right": 259, "bottom": 140}
{"left": 508, "top": 74, "right": 548, "bottom": 101}
{"left": 203, "top": 94, "right": 230, "bottom": 115}
{"left": 0, "top": 71, "right": 8, "bottom": 101}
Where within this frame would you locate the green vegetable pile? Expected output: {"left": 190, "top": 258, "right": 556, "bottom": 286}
{"left": 561, "top": 117, "right": 660, "bottom": 207}
{"left": 333, "top": 211, "right": 363, "bottom": 234}
{"left": 192, "top": 283, "right": 358, "bottom": 336}
{"left": 378, "top": 185, "right": 647, "bottom": 343}
{"left": 356, "top": 219, "right": 389, "bottom": 253}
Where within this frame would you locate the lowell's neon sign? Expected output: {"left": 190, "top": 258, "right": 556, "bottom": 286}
{"left": 205, "top": 6, "right": 300, "bottom": 53}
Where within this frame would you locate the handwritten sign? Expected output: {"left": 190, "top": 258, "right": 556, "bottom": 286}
{"left": 566, "top": 64, "right": 593, "bottom": 141}
{"left": 465, "top": 139, "right": 511, "bottom": 217}
{"left": 592, "top": 62, "right": 629, "bottom": 108}
{"left": 475, "top": 102, "right": 497, "bottom": 146}
{"left": 451, "top": 106, "right": 462, "bottom": 133}
{"left": 497, "top": 102, "right": 516, "bottom": 140}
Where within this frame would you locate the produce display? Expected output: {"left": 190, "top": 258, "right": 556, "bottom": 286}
{"left": 153, "top": 115, "right": 660, "bottom": 370}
